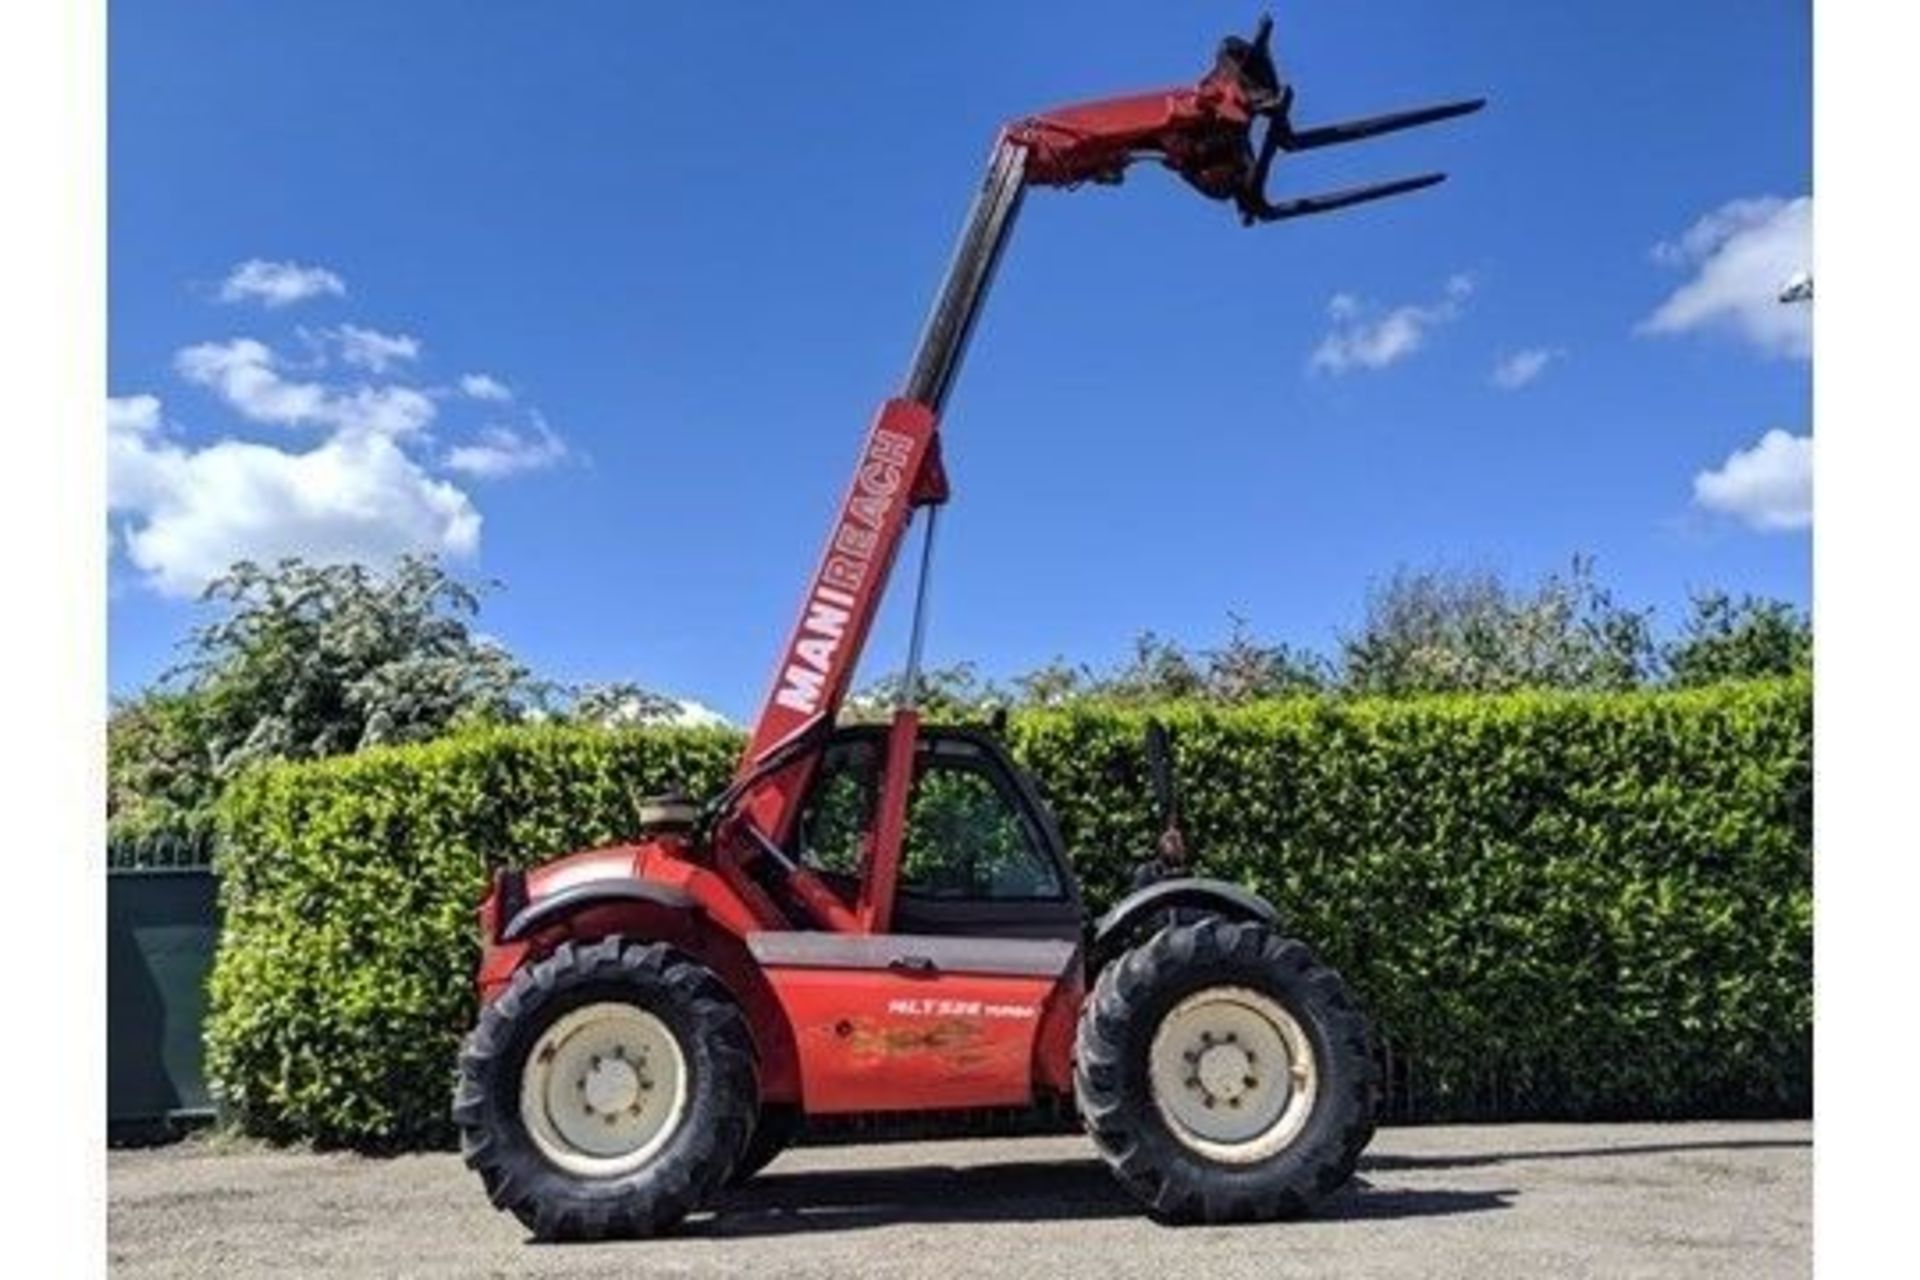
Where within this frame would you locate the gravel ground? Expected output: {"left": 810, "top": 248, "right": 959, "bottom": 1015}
{"left": 108, "top": 1119, "right": 1809, "bottom": 1279}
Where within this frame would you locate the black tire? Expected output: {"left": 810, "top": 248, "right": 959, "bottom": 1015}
{"left": 453, "top": 936, "right": 757, "bottom": 1241}
{"left": 729, "top": 1103, "right": 802, "bottom": 1186}
{"left": 1074, "top": 917, "right": 1376, "bottom": 1224}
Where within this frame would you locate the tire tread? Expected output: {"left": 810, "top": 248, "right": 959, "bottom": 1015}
{"left": 454, "top": 937, "right": 756, "bottom": 1241}
{"left": 1075, "top": 917, "right": 1377, "bottom": 1224}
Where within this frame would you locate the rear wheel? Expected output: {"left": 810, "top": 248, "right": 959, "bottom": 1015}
{"left": 453, "top": 937, "right": 756, "bottom": 1240}
{"left": 1075, "top": 917, "right": 1375, "bottom": 1223}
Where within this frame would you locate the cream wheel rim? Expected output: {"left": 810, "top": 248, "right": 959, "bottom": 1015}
{"left": 1148, "top": 985, "right": 1319, "bottom": 1163}
{"left": 519, "top": 1002, "right": 689, "bottom": 1177}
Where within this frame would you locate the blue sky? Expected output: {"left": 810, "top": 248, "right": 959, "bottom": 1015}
{"left": 108, "top": 1, "right": 1811, "bottom": 721}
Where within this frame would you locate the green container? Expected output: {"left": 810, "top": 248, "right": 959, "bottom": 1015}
{"left": 107, "top": 869, "right": 219, "bottom": 1134}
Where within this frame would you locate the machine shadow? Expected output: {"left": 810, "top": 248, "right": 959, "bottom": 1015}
{"left": 1360, "top": 1136, "right": 1810, "bottom": 1174}
{"left": 685, "top": 1157, "right": 1512, "bottom": 1238}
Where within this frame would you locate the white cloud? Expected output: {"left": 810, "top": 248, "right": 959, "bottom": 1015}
{"left": 217, "top": 258, "right": 347, "bottom": 308}
{"left": 1692, "top": 429, "right": 1812, "bottom": 531}
{"left": 1642, "top": 195, "right": 1811, "bottom": 359}
{"left": 1652, "top": 198, "right": 1784, "bottom": 266}
{"left": 112, "top": 255, "right": 577, "bottom": 595}
{"left": 1490, "top": 347, "right": 1562, "bottom": 390}
{"left": 329, "top": 324, "right": 421, "bottom": 373}
{"left": 1310, "top": 275, "right": 1473, "bottom": 374}
{"left": 325, "top": 385, "right": 436, "bottom": 438}
{"left": 107, "top": 396, "right": 174, "bottom": 512}
{"left": 175, "top": 338, "right": 325, "bottom": 422}
{"left": 459, "top": 373, "right": 513, "bottom": 402}
{"left": 107, "top": 394, "right": 162, "bottom": 436}
{"left": 175, "top": 337, "right": 435, "bottom": 437}
{"left": 444, "top": 416, "right": 569, "bottom": 479}
{"left": 107, "top": 395, "right": 480, "bottom": 596}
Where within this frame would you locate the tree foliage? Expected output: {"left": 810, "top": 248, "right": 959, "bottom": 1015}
{"left": 1664, "top": 591, "right": 1813, "bottom": 687}
{"left": 846, "top": 662, "right": 1001, "bottom": 723}
{"left": 111, "top": 552, "right": 1809, "bottom": 840}
{"left": 858, "top": 620, "right": 1330, "bottom": 715}
{"left": 178, "top": 557, "right": 530, "bottom": 769}
{"left": 110, "top": 557, "right": 529, "bottom": 836}
{"left": 107, "top": 689, "right": 220, "bottom": 837}
{"left": 543, "top": 680, "right": 686, "bottom": 726}
{"left": 1341, "top": 557, "right": 1656, "bottom": 696}
{"left": 108, "top": 557, "right": 698, "bottom": 842}
{"left": 854, "top": 560, "right": 1806, "bottom": 713}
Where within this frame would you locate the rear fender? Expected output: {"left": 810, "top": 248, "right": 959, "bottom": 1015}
{"left": 1087, "top": 876, "right": 1280, "bottom": 974}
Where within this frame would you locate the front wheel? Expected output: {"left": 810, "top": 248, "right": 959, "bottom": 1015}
{"left": 1074, "top": 917, "right": 1376, "bottom": 1223}
{"left": 453, "top": 937, "right": 757, "bottom": 1241}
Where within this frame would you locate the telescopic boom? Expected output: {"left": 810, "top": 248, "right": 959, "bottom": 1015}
{"left": 725, "top": 15, "right": 1482, "bottom": 908}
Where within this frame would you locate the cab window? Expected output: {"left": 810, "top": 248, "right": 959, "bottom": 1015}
{"left": 900, "top": 757, "right": 1063, "bottom": 901}
{"left": 796, "top": 740, "right": 875, "bottom": 878}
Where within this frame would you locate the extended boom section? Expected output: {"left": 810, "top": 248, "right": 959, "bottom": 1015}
{"left": 730, "top": 17, "right": 1480, "bottom": 877}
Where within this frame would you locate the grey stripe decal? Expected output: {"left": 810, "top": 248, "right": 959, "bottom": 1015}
{"left": 747, "top": 932, "right": 1077, "bottom": 979}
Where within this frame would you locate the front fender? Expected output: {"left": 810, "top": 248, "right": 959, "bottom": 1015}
{"left": 1088, "top": 876, "right": 1279, "bottom": 972}
{"left": 475, "top": 863, "right": 803, "bottom": 1102}
{"left": 500, "top": 877, "right": 699, "bottom": 943}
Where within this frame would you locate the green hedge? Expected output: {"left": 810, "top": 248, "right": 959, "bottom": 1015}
{"left": 208, "top": 679, "right": 1810, "bottom": 1148}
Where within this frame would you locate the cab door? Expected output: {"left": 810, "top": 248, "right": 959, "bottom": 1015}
{"left": 790, "top": 727, "right": 1082, "bottom": 943}
{"left": 889, "top": 732, "right": 1083, "bottom": 942}
{"left": 759, "top": 727, "right": 1084, "bottom": 1111}
{"left": 747, "top": 930, "right": 1076, "bottom": 1112}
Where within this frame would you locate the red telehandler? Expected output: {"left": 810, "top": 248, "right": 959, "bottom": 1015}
{"left": 455, "top": 15, "right": 1481, "bottom": 1240}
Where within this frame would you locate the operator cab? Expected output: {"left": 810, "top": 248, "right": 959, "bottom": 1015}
{"left": 792, "top": 724, "right": 1083, "bottom": 943}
